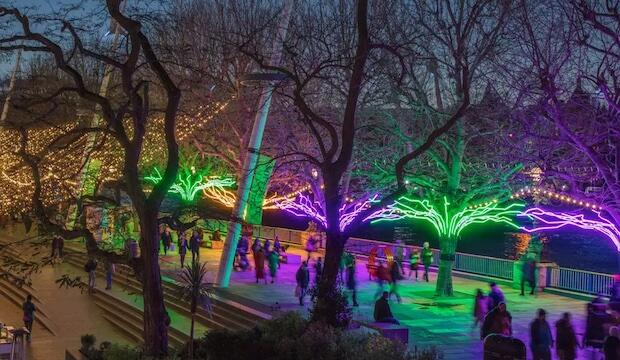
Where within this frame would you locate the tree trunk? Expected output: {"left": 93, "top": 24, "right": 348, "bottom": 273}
{"left": 189, "top": 312, "right": 195, "bottom": 359}
{"left": 435, "top": 236, "right": 457, "bottom": 297}
{"left": 139, "top": 209, "right": 169, "bottom": 356}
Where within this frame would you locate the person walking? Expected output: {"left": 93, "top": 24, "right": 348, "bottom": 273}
{"left": 375, "top": 261, "right": 390, "bottom": 299}
{"left": 104, "top": 260, "right": 115, "bottom": 290}
{"left": 314, "top": 257, "right": 323, "bottom": 285}
{"left": 50, "top": 236, "right": 59, "bottom": 259}
{"left": 555, "top": 312, "right": 578, "bottom": 360}
{"left": 22, "top": 295, "right": 36, "bottom": 341}
{"left": 252, "top": 237, "right": 261, "bottom": 254}
{"left": 488, "top": 282, "right": 506, "bottom": 309}
{"left": 236, "top": 235, "right": 250, "bottom": 271}
{"left": 521, "top": 255, "right": 537, "bottom": 296}
{"left": 264, "top": 238, "right": 271, "bottom": 255}
{"left": 530, "top": 309, "right": 553, "bottom": 360}
{"left": 268, "top": 249, "right": 279, "bottom": 283}
{"left": 190, "top": 229, "right": 202, "bottom": 262}
{"left": 408, "top": 249, "right": 420, "bottom": 280}
{"left": 346, "top": 257, "right": 359, "bottom": 307}
{"left": 85, "top": 257, "right": 98, "bottom": 293}
{"left": 422, "top": 242, "right": 433, "bottom": 282}
{"left": 305, "top": 236, "right": 316, "bottom": 261}
{"left": 273, "top": 236, "right": 281, "bottom": 269}
{"left": 374, "top": 291, "right": 400, "bottom": 324}
{"left": 57, "top": 236, "right": 64, "bottom": 260}
{"left": 254, "top": 248, "right": 267, "bottom": 284}
{"left": 161, "top": 227, "right": 171, "bottom": 256}
{"left": 604, "top": 326, "right": 620, "bottom": 360}
{"left": 296, "top": 261, "right": 310, "bottom": 306}
{"left": 178, "top": 232, "right": 188, "bottom": 268}
{"left": 481, "top": 302, "right": 512, "bottom": 339}
{"left": 389, "top": 260, "right": 402, "bottom": 303}
{"left": 473, "top": 289, "right": 489, "bottom": 329}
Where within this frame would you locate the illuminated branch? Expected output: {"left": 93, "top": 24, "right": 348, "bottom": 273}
{"left": 519, "top": 207, "right": 620, "bottom": 251}
{"left": 144, "top": 167, "right": 234, "bottom": 202}
{"left": 366, "top": 196, "right": 523, "bottom": 238}
{"left": 276, "top": 193, "right": 327, "bottom": 228}
{"left": 339, "top": 194, "right": 379, "bottom": 232}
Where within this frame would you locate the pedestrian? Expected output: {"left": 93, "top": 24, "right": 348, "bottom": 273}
{"left": 473, "top": 289, "right": 489, "bottom": 329}
{"left": 50, "top": 236, "right": 59, "bottom": 259}
{"left": 237, "top": 236, "right": 250, "bottom": 271}
{"left": 161, "top": 227, "right": 171, "bottom": 256}
{"left": 104, "top": 260, "right": 115, "bottom": 290}
{"left": 530, "top": 308, "right": 553, "bottom": 360}
{"left": 314, "top": 257, "right": 323, "bottom": 284}
{"left": 389, "top": 260, "right": 402, "bottom": 303}
{"left": 521, "top": 254, "right": 537, "bottom": 296}
{"left": 555, "top": 312, "right": 578, "bottom": 360}
{"left": 254, "top": 248, "right": 267, "bottom": 284}
{"left": 190, "top": 229, "right": 202, "bottom": 262}
{"left": 268, "top": 249, "right": 279, "bottom": 284}
{"left": 22, "top": 294, "right": 36, "bottom": 341}
{"left": 57, "top": 236, "right": 64, "bottom": 259}
{"left": 481, "top": 302, "right": 512, "bottom": 339}
{"left": 85, "top": 257, "right": 98, "bottom": 293}
{"left": 178, "top": 232, "right": 188, "bottom": 268}
{"left": 212, "top": 229, "right": 221, "bottom": 242}
{"left": 305, "top": 236, "right": 316, "bottom": 261}
{"left": 273, "top": 236, "right": 281, "bottom": 269}
{"left": 346, "top": 257, "right": 359, "bottom": 307}
{"left": 251, "top": 237, "right": 261, "bottom": 254}
{"left": 488, "top": 282, "right": 506, "bottom": 309}
{"left": 295, "top": 261, "right": 310, "bottom": 306}
{"left": 408, "top": 249, "right": 420, "bottom": 280}
{"left": 394, "top": 241, "right": 404, "bottom": 272}
{"left": 422, "top": 242, "right": 433, "bottom": 282}
{"left": 264, "top": 238, "right": 271, "bottom": 255}
{"left": 338, "top": 252, "right": 348, "bottom": 284}
{"left": 374, "top": 291, "right": 400, "bottom": 324}
{"left": 374, "top": 261, "right": 390, "bottom": 299}
{"left": 604, "top": 326, "right": 620, "bottom": 360}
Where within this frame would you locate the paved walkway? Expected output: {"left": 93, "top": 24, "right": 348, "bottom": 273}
{"left": 0, "top": 226, "right": 133, "bottom": 360}
{"left": 160, "top": 245, "right": 600, "bottom": 360}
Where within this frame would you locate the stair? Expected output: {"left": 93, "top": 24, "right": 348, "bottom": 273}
{"left": 64, "top": 250, "right": 269, "bottom": 333}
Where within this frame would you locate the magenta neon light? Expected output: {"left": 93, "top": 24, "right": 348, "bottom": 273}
{"left": 519, "top": 207, "right": 620, "bottom": 251}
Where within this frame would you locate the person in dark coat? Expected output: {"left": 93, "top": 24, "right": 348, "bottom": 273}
{"left": 481, "top": 302, "right": 512, "bottom": 340}
{"left": 422, "top": 242, "right": 433, "bottom": 282}
{"left": 389, "top": 260, "right": 402, "bottom": 303}
{"left": 57, "top": 236, "right": 64, "bottom": 259}
{"left": 604, "top": 326, "right": 620, "bottom": 360}
{"left": 346, "top": 257, "right": 359, "bottom": 306}
{"left": 555, "top": 312, "right": 578, "bottom": 360}
{"left": 254, "top": 248, "right": 267, "bottom": 284}
{"left": 51, "top": 236, "right": 59, "bottom": 258}
{"left": 585, "top": 298, "right": 614, "bottom": 350}
{"left": 530, "top": 309, "right": 553, "bottom": 360}
{"left": 236, "top": 236, "right": 249, "bottom": 271}
{"left": 161, "top": 227, "right": 172, "bottom": 255}
{"left": 22, "top": 295, "right": 36, "bottom": 340}
{"left": 521, "top": 256, "right": 537, "bottom": 296}
{"left": 178, "top": 233, "right": 188, "bottom": 268}
{"left": 296, "top": 261, "right": 310, "bottom": 306}
{"left": 314, "top": 257, "right": 323, "bottom": 284}
{"left": 374, "top": 291, "right": 399, "bottom": 324}
{"left": 264, "top": 238, "right": 271, "bottom": 255}
{"left": 190, "top": 229, "right": 202, "bottom": 262}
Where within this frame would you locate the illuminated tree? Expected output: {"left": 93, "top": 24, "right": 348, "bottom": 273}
{"left": 0, "top": 1, "right": 193, "bottom": 354}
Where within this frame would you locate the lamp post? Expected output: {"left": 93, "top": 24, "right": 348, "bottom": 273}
{"left": 216, "top": 1, "right": 293, "bottom": 287}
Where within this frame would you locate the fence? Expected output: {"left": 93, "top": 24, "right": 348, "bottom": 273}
{"left": 200, "top": 218, "right": 615, "bottom": 296}
{"left": 548, "top": 267, "right": 614, "bottom": 296}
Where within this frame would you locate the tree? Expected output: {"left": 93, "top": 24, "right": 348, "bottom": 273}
{"left": 0, "top": 1, "right": 184, "bottom": 354}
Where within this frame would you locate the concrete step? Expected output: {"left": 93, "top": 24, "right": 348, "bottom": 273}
{"left": 0, "top": 279, "right": 56, "bottom": 336}
{"left": 65, "top": 251, "right": 263, "bottom": 332}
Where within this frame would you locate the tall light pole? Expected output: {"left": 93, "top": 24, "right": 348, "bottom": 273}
{"left": 0, "top": 48, "right": 22, "bottom": 123}
{"left": 216, "top": 0, "right": 293, "bottom": 287}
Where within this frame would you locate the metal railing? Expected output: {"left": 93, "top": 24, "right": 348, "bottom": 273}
{"left": 549, "top": 267, "right": 614, "bottom": 296}
{"left": 200, "top": 218, "right": 615, "bottom": 296}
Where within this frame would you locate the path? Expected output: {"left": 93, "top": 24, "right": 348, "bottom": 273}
{"left": 160, "top": 245, "right": 598, "bottom": 359}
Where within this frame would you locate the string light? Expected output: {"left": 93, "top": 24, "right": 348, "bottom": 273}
{"left": 509, "top": 186, "right": 601, "bottom": 210}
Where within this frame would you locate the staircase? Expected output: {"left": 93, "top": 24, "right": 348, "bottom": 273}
{"left": 63, "top": 249, "right": 271, "bottom": 348}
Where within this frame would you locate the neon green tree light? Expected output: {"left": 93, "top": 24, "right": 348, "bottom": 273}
{"left": 144, "top": 167, "right": 234, "bottom": 202}
{"left": 367, "top": 196, "right": 524, "bottom": 238}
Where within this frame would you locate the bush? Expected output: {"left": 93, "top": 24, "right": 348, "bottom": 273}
{"left": 194, "top": 312, "right": 442, "bottom": 360}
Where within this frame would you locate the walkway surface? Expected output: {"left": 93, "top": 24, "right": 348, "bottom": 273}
{"left": 0, "top": 223, "right": 603, "bottom": 359}
{"left": 160, "top": 245, "right": 599, "bottom": 360}
{"left": 0, "top": 225, "right": 134, "bottom": 360}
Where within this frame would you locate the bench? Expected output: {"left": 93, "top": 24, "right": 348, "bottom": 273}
{"left": 355, "top": 321, "right": 409, "bottom": 344}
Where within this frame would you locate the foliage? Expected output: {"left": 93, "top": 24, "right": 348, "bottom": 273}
{"left": 193, "top": 312, "right": 441, "bottom": 360}
{"left": 308, "top": 283, "right": 352, "bottom": 328}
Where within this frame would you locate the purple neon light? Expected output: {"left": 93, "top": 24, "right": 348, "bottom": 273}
{"left": 519, "top": 207, "right": 620, "bottom": 251}
{"left": 275, "top": 193, "right": 380, "bottom": 232}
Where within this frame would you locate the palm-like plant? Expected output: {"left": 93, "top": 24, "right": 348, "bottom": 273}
{"left": 178, "top": 259, "right": 213, "bottom": 359}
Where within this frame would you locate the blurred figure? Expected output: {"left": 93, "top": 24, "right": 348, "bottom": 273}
{"left": 473, "top": 289, "right": 489, "bottom": 329}
{"left": 555, "top": 312, "right": 578, "bottom": 360}
{"left": 254, "top": 248, "right": 267, "bottom": 284}
{"left": 268, "top": 249, "right": 279, "bottom": 283}
{"left": 22, "top": 295, "right": 36, "bottom": 341}
{"left": 104, "top": 260, "right": 115, "bottom": 290}
{"left": 389, "top": 260, "right": 402, "bottom": 303}
{"left": 520, "top": 253, "right": 537, "bottom": 296}
{"left": 190, "top": 229, "right": 202, "bottom": 262}
{"left": 374, "top": 261, "right": 389, "bottom": 299}
{"left": 346, "top": 257, "right": 358, "bottom": 306}
{"left": 530, "top": 308, "right": 553, "bottom": 360}
{"left": 296, "top": 261, "right": 310, "bottom": 306}
{"left": 422, "top": 242, "right": 433, "bottom": 282}
{"left": 605, "top": 326, "right": 620, "bottom": 360}
{"left": 178, "top": 232, "right": 188, "bottom": 268}
{"left": 374, "top": 291, "right": 399, "bottom": 324}
{"left": 481, "top": 302, "right": 512, "bottom": 339}
{"left": 488, "top": 282, "right": 506, "bottom": 309}
{"left": 408, "top": 249, "right": 420, "bottom": 280}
